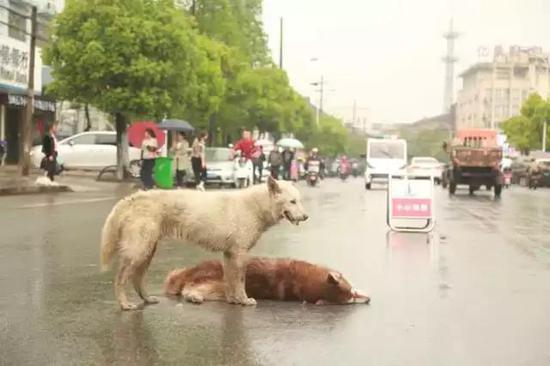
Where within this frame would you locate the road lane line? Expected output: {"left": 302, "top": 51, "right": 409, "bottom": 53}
{"left": 17, "top": 196, "right": 117, "bottom": 209}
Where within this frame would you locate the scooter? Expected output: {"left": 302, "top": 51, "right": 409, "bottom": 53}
{"left": 306, "top": 160, "right": 321, "bottom": 187}
{"left": 339, "top": 162, "right": 350, "bottom": 181}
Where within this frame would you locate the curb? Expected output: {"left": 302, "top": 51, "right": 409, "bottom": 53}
{"left": 0, "top": 185, "right": 73, "bottom": 196}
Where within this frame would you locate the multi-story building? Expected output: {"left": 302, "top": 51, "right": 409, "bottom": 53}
{"left": 456, "top": 46, "right": 550, "bottom": 130}
{"left": 0, "top": 0, "right": 58, "bottom": 164}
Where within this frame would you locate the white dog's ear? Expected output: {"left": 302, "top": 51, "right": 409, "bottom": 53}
{"left": 267, "top": 176, "right": 281, "bottom": 194}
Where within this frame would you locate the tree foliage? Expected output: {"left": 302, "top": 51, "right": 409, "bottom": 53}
{"left": 501, "top": 94, "right": 550, "bottom": 154}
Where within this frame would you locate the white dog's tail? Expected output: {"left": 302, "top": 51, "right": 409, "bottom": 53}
{"left": 100, "top": 209, "right": 120, "bottom": 272}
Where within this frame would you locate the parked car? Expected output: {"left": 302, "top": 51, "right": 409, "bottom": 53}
{"left": 205, "top": 147, "right": 253, "bottom": 188}
{"left": 527, "top": 158, "right": 550, "bottom": 188}
{"left": 408, "top": 156, "right": 444, "bottom": 184}
{"left": 30, "top": 131, "right": 141, "bottom": 170}
{"left": 510, "top": 156, "right": 534, "bottom": 185}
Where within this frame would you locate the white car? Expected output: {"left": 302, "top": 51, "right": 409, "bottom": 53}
{"left": 205, "top": 147, "right": 253, "bottom": 188}
{"left": 364, "top": 138, "right": 408, "bottom": 189}
{"left": 408, "top": 156, "right": 444, "bottom": 184}
{"left": 31, "top": 131, "right": 142, "bottom": 170}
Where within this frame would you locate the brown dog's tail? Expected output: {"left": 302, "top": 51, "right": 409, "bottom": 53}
{"left": 164, "top": 268, "right": 189, "bottom": 296}
{"left": 99, "top": 208, "right": 120, "bottom": 272}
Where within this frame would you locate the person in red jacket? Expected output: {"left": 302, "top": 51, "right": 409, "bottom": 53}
{"left": 233, "top": 130, "right": 255, "bottom": 160}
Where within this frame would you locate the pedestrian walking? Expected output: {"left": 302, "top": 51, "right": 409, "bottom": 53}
{"left": 140, "top": 128, "right": 158, "bottom": 190}
{"left": 282, "top": 147, "right": 294, "bottom": 180}
{"left": 41, "top": 123, "right": 58, "bottom": 182}
{"left": 252, "top": 145, "right": 266, "bottom": 184}
{"left": 192, "top": 131, "right": 208, "bottom": 191}
{"left": 0, "top": 139, "right": 7, "bottom": 166}
{"left": 268, "top": 147, "right": 283, "bottom": 179}
{"left": 170, "top": 132, "right": 190, "bottom": 188}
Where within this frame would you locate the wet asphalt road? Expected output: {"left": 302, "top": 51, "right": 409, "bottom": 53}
{"left": 1, "top": 179, "right": 550, "bottom": 365}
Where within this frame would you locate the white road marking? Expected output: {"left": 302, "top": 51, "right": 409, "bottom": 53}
{"left": 17, "top": 196, "right": 116, "bottom": 209}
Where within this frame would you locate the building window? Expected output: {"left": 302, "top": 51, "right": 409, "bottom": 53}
{"left": 8, "top": 9, "right": 26, "bottom": 42}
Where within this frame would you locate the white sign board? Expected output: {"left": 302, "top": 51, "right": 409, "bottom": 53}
{"left": 387, "top": 175, "right": 435, "bottom": 232}
{"left": 0, "top": 35, "right": 42, "bottom": 93}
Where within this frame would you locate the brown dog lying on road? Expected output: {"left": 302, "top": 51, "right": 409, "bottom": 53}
{"left": 164, "top": 258, "right": 370, "bottom": 305}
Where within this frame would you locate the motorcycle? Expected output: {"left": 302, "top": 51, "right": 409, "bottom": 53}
{"left": 503, "top": 168, "right": 512, "bottom": 188}
{"left": 306, "top": 160, "right": 321, "bottom": 187}
{"left": 339, "top": 161, "right": 350, "bottom": 181}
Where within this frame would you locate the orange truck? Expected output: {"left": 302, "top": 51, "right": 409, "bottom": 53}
{"left": 442, "top": 129, "right": 504, "bottom": 198}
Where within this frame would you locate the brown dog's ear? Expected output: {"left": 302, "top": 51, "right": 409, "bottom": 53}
{"left": 327, "top": 272, "right": 340, "bottom": 285}
{"left": 267, "top": 176, "right": 281, "bottom": 194}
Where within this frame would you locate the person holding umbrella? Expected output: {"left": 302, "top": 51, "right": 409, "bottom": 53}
{"left": 140, "top": 128, "right": 158, "bottom": 190}
{"left": 170, "top": 132, "right": 190, "bottom": 188}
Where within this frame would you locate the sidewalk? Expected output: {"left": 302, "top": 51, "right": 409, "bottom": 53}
{"left": 0, "top": 165, "right": 138, "bottom": 196}
{"left": 0, "top": 165, "right": 71, "bottom": 196}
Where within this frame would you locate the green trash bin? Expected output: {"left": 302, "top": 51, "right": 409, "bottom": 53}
{"left": 153, "top": 157, "right": 174, "bottom": 189}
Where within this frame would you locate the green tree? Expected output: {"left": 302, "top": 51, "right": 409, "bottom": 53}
{"left": 501, "top": 94, "right": 550, "bottom": 154}
{"left": 44, "top": 0, "right": 223, "bottom": 178}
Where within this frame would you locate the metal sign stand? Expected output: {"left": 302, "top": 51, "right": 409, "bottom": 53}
{"left": 387, "top": 174, "right": 435, "bottom": 233}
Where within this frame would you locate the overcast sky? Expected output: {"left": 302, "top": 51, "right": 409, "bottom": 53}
{"left": 262, "top": 0, "right": 550, "bottom": 124}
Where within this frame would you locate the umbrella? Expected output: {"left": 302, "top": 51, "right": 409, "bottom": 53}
{"left": 158, "top": 119, "right": 195, "bottom": 133}
{"left": 128, "top": 121, "right": 166, "bottom": 148}
{"left": 276, "top": 138, "right": 304, "bottom": 149}
{"left": 255, "top": 139, "right": 275, "bottom": 147}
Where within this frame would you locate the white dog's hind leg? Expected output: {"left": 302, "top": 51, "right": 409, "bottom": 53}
{"left": 132, "top": 242, "right": 159, "bottom": 305}
{"left": 115, "top": 259, "right": 138, "bottom": 311}
{"left": 223, "top": 251, "right": 256, "bottom": 306}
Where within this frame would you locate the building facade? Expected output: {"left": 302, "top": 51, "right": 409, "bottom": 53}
{"left": 0, "top": 0, "right": 57, "bottom": 164}
{"left": 456, "top": 46, "right": 550, "bottom": 130}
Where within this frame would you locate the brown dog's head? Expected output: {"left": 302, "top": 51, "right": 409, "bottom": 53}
{"left": 323, "top": 271, "right": 370, "bottom": 305}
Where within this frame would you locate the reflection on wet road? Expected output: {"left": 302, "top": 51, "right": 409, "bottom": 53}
{"left": 1, "top": 181, "right": 550, "bottom": 365}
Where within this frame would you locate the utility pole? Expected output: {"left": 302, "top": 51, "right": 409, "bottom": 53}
{"left": 352, "top": 100, "right": 357, "bottom": 127}
{"left": 312, "top": 75, "right": 324, "bottom": 126}
{"left": 20, "top": 6, "right": 37, "bottom": 176}
{"left": 543, "top": 121, "right": 547, "bottom": 152}
{"left": 279, "top": 17, "right": 283, "bottom": 69}
{"left": 319, "top": 75, "right": 324, "bottom": 116}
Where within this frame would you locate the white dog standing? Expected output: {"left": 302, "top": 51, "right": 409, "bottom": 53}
{"left": 100, "top": 177, "right": 308, "bottom": 310}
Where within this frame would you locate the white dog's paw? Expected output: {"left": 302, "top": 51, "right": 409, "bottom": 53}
{"left": 120, "top": 302, "right": 140, "bottom": 311}
{"left": 226, "top": 296, "right": 257, "bottom": 306}
{"left": 144, "top": 296, "right": 159, "bottom": 304}
{"left": 184, "top": 293, "right": 204, "bottom": 304}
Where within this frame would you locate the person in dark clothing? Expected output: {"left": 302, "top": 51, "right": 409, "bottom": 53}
{"left": 41, "top": 123, "right": 58, "bottom": 182}
{"left": 252, "top": 145, "right": 266, "bottom": 184}
{"left": 282, "top": 147, "right": 294, "bottom": 180}
{"left": 268, "top": 147, "right": 283, "bottom": 179}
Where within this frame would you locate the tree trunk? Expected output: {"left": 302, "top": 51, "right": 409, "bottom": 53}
{"left": 115, "top": 113, "right": 129, "bottom": 181}
{"left": 84, "top": 104, "right": 92, "bottom": 131}
{"left": 208, "top": 113, "right": 216, "bottom": 147}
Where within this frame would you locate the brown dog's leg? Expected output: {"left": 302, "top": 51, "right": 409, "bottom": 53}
{"left": 133, "top": 242, "right": 159, "bottom": 305}
{"left": 115, "top": 259, "right": 138, "bottom": 311}
{"left": 223, "top": 251, "right": 256, "bottom": 305}
{"left": 182, "top": 282, "right": 226, "bottom": 304}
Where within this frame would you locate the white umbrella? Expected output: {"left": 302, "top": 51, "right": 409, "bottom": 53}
{"left": 276, "top": 138, "right": 304, "bottom": 149}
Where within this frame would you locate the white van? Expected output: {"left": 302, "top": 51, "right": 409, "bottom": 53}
{"left": 364, "top": 138, "right": 408, "bottom": 189}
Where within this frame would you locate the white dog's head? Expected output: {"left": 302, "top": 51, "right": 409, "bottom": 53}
{"left": 267, "top": 176, "right": 308, "bottom": 226}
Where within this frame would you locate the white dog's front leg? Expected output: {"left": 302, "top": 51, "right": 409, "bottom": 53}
{"left": 223, "top": 251, "right": 256, "bottom": 306}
